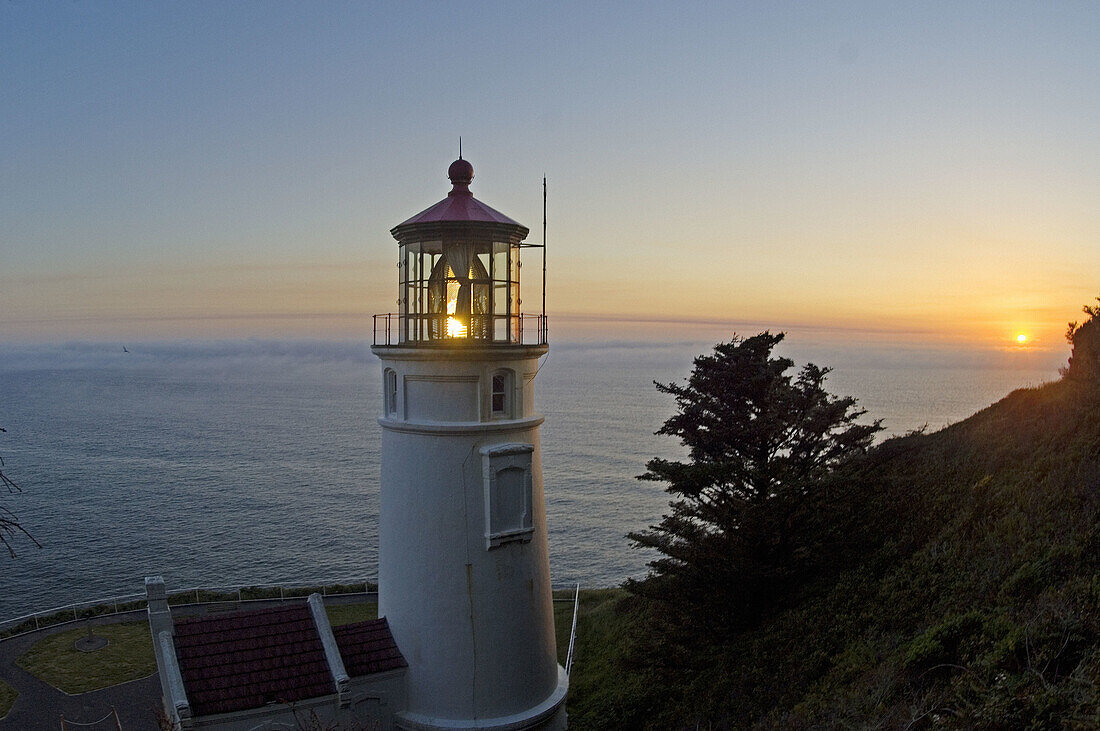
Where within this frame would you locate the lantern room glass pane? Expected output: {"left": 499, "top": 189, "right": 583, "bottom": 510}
{"left": 393, "top": 237, "right": 537, "bottom": 345}
{"left": 399, "top": 244, "right": 410, "bottom": 341}
{"left": 423, "top": 252, "right": 490, "bottom": 341}
{"left": 400, "top": 245, "right": 410, "bottom": 314}
{"left": 492, "top": 242, "right": 507, "bottom": 280}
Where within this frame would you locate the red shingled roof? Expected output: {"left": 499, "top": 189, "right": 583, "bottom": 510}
{"left": 394, "top": 191, "right": 522, "bottom": 227}
{"left": 392, "top": 159, "right": 524, "bottom": 229}
{"left": 332, "top": 617, "right": 407, "bottom": 677}
{"left": 173, "top": 605, "right": 334, "bottom": 716}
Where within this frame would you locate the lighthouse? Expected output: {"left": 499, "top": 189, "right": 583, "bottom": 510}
{"left": 371, "top": 158, "right": 567, "bottom": 730}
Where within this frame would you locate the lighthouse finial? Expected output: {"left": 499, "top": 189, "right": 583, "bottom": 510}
{"left": 447, "top": 154, "right": 473, "bottom": 194}
{"left": 458, "top": 136, "right": 462, "bottom": 160}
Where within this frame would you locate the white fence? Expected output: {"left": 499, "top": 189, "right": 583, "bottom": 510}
{"left": 0, "top": 577, "right": 376, "bottom": 641}
{"left": 564, "top": 582, "right": 580, "bottom": 675}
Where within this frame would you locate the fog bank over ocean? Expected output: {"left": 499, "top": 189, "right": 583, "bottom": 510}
{"left": 1, "top": 336, "right": 1063, "bottom": 435}
{"left": 0, "top": 338, "right": 1061, "bottom": 616}
{"left": 0, "top": 333, "right": 1064, "bottom": 376}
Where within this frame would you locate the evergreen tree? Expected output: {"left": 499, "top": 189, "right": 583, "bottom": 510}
{"left": 628, "top": 332, "right": 881, "bottom": 632}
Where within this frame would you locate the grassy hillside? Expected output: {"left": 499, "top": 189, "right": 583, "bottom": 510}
{"left": 567, "top": 375, "right": 1100, "bottom": 729}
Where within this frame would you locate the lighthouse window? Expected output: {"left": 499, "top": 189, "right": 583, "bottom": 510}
{"left": 480, "top": 443, "right": 535, "bottom": 549}
{"left": 384, "top": 369, "right": 398, "bottom": 416}
{"left": 491, "top": 370, "right": 512, "bottom": 417}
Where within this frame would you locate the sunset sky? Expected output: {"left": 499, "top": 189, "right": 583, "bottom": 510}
{"left": 2, "top": 2, "right": 1097, "bottom": 352}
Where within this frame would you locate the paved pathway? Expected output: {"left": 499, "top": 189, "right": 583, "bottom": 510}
{"left": 0, "top": 612, "right": 161, "bottom": 730}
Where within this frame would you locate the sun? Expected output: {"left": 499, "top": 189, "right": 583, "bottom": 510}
{"left": 1016, "top": 333, "right": 1028, "bottom": 344}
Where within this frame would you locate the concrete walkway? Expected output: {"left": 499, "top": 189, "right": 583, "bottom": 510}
{"left": 0, "top": 612, "right": 161, "bottom": 730}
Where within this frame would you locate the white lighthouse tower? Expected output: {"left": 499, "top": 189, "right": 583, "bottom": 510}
{"left": 372, "top": 158, "right": 567, "bottom": 730}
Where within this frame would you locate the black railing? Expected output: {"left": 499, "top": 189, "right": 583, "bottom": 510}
{"left": 372, "top": 313, "right": 547, "bottom": 347}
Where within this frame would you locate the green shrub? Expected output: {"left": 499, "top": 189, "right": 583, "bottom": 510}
{"left": 904, "top": 612, "right": 985, "bottom": 670}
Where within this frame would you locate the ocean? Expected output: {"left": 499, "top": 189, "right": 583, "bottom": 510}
{"left": 0, "top": 338, "right": 1061, "bottom": 618}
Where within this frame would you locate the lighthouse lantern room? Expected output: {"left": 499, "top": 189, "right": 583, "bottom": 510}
{"left": 371, "top": 159, "right": 566, "bottom": 730}
{"left": 377, "top": 157, "right": 546, "bottom": 347}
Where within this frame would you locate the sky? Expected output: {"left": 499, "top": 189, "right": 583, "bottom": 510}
{"left": 2, "top": 1, "right": 1098, "bottom": 356}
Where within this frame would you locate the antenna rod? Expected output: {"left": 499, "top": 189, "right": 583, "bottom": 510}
{"left": 542, "top": 176, "right": 547, "bottom": 324}
{"left": 458, "top": 136, "right": 462, "bottom": 159}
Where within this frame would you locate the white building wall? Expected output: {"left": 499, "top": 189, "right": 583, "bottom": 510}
{"left": 374, "top": 345, "right": 565, "bottom": 729}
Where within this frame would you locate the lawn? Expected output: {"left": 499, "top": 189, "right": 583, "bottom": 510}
{"left": 16, "top": 622, "right": 156, "bottom": 694}
{"left": 0, "top": 678, "right": 16, "bottom": 719}
{"left": 325, "top": 601, "right": 378, "bottom": 626}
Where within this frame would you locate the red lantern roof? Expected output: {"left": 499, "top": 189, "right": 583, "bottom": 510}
{"left": 393, "top": 159, "right": 522, "bottom": 228}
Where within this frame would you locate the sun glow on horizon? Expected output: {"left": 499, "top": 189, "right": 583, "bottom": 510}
{"left": 1016, "top": 333, "right": 1029, "bottom": 344}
